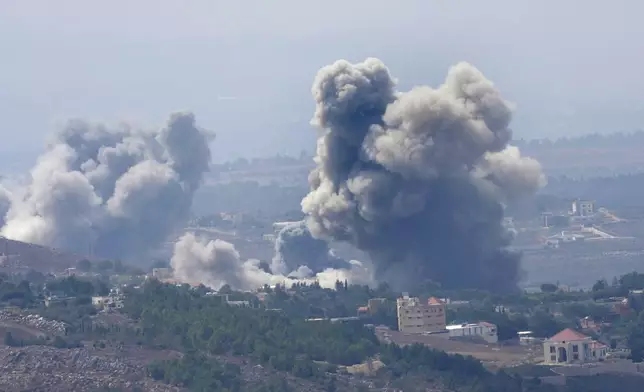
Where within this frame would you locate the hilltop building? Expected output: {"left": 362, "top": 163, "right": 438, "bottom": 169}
{"left": 543, "top": 328, "right": 608, "bottom": 364}
{"left": 571, "top": 199, "right": 595, "bottom": 217}
{"left": 396, "top": 295, "right": 446, "bottom": 334}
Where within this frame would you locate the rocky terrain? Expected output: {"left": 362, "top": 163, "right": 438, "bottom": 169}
{"left": 0, "top": 345, "right": 180, "bottom": 392}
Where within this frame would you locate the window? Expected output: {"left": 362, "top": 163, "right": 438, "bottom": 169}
{"left": 550, "top": 355, "right": 556, "bottom": 361}
{"left": 573, "top": 354, "right": 579, "bottom": 360}
{"left": 572, "top": 345, "right": 578, "bottom": 353}
{"left": 550, "top": 346, "right": 556, "bottom": 353}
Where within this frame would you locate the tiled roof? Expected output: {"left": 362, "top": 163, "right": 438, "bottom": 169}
{"left": 428, "top": 297, "right": 444, "bottom": 305}
{"left": 548, "top": 328, "right": 590, "bottom": 342}
{"left": 479, "top": 321, "right": 497, "bottom": 328}
{"left": 590, "top": 341, "right": 608, "bottom": 349}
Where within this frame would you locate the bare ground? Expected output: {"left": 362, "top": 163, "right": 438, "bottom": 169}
{"left": 376, "top": 329, "right": 542, "bottom": 369}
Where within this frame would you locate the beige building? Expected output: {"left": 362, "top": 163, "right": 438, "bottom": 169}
{"left": 397, "top": 296, "right": 446, "bottom": 334}
{"left": 543, "top": 328, "right": 608, "bottom": 364}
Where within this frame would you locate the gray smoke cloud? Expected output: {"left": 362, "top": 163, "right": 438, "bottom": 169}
{"left": 1, "top": 112, "right": 212, "bottom": 260}
{"left": 0, "top": 185, "right": 11, "bottom": 228}
{"left": 271, "top": 220, "right": 351, "bottom": 275}
{"left": 171, "top": 232, "right": 373, "bottom": 291}
{"left": 302, "top": 58, "right": 546, "bottom": 293}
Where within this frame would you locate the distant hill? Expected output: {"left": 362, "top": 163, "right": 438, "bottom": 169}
{"left": 0, "top": 237, "right": 88, "bottom": 274}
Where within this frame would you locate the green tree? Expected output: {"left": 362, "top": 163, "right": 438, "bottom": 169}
{"left": 627, "top": 312, "right": 644, "bottom": 362}
{"left": 592, "top": 279, "right": 608, "bottom": 292}
{"left": 540, "top": 283, "right": 558, "bottom": 293}
{"left": 76, "top": 259, "right": 92, "bottom": 272}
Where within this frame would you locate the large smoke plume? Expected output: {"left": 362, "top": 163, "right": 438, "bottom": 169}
{"left": 171, "top": 232, "right": 372, "bottom": 291}
{"left": 301, "top": 58, "right": 545, "bottom": 293}
{"left": 1, "top": 112, "right": 212, "bottom": 260}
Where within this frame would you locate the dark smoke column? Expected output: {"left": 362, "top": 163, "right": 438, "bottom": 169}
{"left": 302, "top": 58, "right": 545, "bottom": 293}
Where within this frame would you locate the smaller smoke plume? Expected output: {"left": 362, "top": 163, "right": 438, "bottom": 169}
{"left": 272, "top": 220, "right": 350, "bottom": 275}
{"left": 1, "top": 112, "right": 213, "bottom": 261}
{"left": 171, "top": 232, "right": 373, "bottom": 291}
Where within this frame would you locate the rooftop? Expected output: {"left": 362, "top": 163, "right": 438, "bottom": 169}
{"left": 547, "top": 328, "right": 590, "bottom": 342}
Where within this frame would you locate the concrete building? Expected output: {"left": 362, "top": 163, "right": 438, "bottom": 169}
{"left": 396, "top": 295, "right": 446, "bottom": 334}
{"left": 447, "top": 322, "right": 498, "bottom": 344}
{"left": 543, "top": 328, "right": 608, "bottom": 364}
{"left": 571, "top": 199, "right": 595, "bottom": 217}
{"left": 92, "top": 290, "right": 125, "bottom": 310}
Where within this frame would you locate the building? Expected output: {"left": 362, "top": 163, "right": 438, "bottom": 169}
{"left": 571, "top": 199, "right": 595, "bottom": 217}
{"left": 543, "top": 328, "right": 608, "bottom": 364}
{"left": 518, "top": 331, "right": 539, "bottom": 345}
{"left": 44, "top": 295, "right": 75, "bottom": 307}
{"left": 206, "top": 293, "right": 250, "bottom": 307}
{"left": 396, "top": 295, "right": 446, "bottom": 334}
{"left": 447, "top": 322, "right": 498, "bottom": 344}
{"left": 92, "top": 290, "right": 125, "bottom": 310}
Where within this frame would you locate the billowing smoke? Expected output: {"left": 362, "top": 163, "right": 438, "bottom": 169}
{"left": 1, "top": 112, "right": 212, "bottom": 260}
{"left": 302, "top": 58, "right": 546, "bottom": 293}
{"left": 171, "top": 232, "right": 373, "bottom": 291}
{"left": 272, "top": 220, "right": 350, "bottom": 275}
{"left": 0, "top": 185, "right": 11, "bottom": 228}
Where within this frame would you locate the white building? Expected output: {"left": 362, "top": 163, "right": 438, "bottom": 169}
{"left": 397, "top": 296, "right": 446, "bottom": 334}
{"left": 518, "top": 331, "right": 540, "bottom": 345}
{"left": 571, "top": 200, "right": 595, "bottom": 217}
{"left": 543, "top": 328, "right": 608, "bottom": 364}
{"left": 447, "top": 322, "right": 498, "bottom": 344}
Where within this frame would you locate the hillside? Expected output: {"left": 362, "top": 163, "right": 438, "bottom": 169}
{"left": 0, "top": 237, "right": 88, "bottom": 274}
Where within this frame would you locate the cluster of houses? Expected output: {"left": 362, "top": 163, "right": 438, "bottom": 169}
{"left": 383, "top": 294, "right": 618, "bottom": 366}
{"left": 391, "top": 294, "right": 500, "bottom": 344}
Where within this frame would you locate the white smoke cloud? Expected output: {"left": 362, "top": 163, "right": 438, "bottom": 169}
{"left": 170, "top": 232, "right": 374, "bottom": 291}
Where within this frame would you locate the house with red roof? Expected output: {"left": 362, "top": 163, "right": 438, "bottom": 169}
{"left": 543, "top": 328, "right": 608, "bottom": 364}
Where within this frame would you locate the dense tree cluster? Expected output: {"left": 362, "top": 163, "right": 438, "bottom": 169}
{"left": 262, "top": 281, "right": 398, "bottom": 329}
{"left": 0, "top": 274, "right": 34, "bottom": 308}
{"left": 124, "top": 280, "right": 379, "bottom": 367}
{"left": 149, "top": 353, "right": 243, "bottom": 392}
{"left": 124, "top": 281, "right": 571, "bottom": 392}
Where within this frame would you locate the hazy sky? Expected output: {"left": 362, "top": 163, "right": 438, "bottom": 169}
{"left": 1, "top": 0, "right": 643, "bottom": 169}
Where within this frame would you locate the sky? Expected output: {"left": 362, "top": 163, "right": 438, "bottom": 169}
{"left": 1, "top": 0, "right": 643, "bottom": 170}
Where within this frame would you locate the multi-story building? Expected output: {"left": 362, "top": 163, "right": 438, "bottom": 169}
{"left": 396, "top": 295, "right": 446, "bottom": 334}
{"left": 543, "top": 328, "right": 608, "bottom": 364}
{"left": 571, "top": 199, "right": 595, "bottom": 217}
